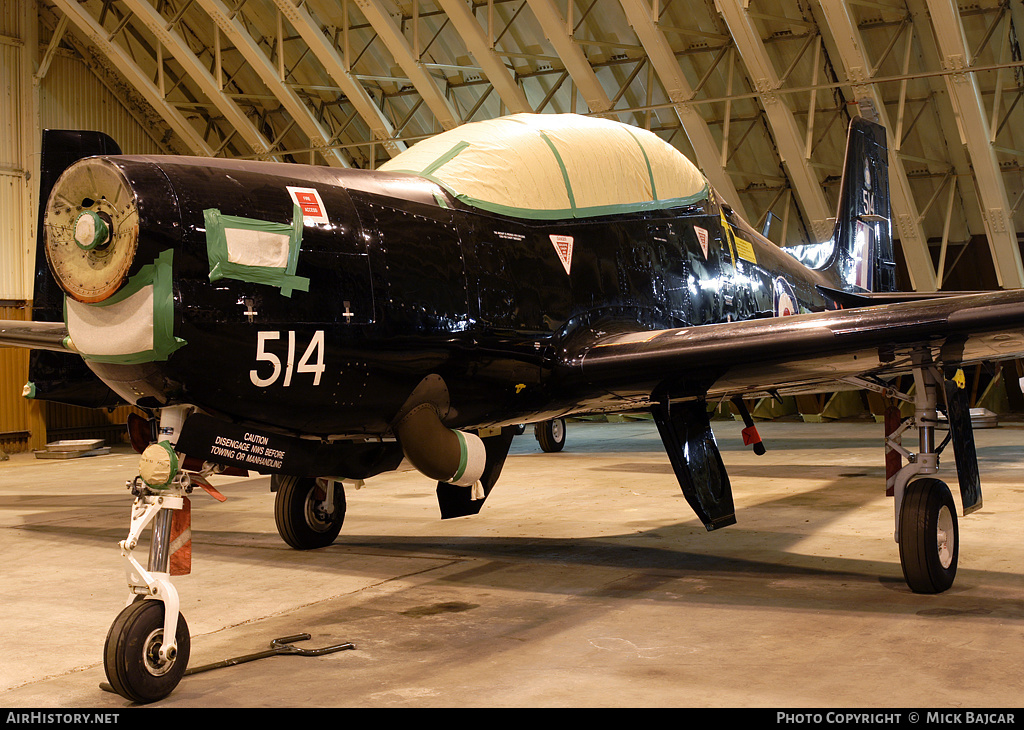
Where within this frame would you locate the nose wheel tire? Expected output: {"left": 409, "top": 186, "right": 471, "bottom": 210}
{"left": 103, "top": 599, "right": 190, "bottom": 704}
{"left": 898, "top": 478, "right": 959, "bottom": 594}
{"left": 274, "top": 476, "right": 346, "bottom": 550}
{"left": 534, "top": 418, "right": 566, "bottom": 453}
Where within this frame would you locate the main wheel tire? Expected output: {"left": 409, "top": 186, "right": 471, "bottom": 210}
{"left": 274, "top": 476, "right": 346, "bottom": 549}
{"left": 898, "top": 478, "right": 959, "bottom": 594}
{"left": 103, "top": 599, "right": 190, "bottom": 704}
{"left": 534, "top": 418, "right": 566, "bottom": 453}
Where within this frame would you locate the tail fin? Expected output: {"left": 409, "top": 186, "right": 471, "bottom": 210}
{"left": 825, "top": 114, "right": 898, "bottom": 293}
{"left": 33, "top": 130, "right": 121, "bottom": 322}
{"left": 28, "top": 130, "right": 125, "bottom": 408}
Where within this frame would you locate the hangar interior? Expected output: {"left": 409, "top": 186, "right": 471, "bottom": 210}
{"left": 1, "top": 0, "right": 1024, "bottom": 710}
{"left": 2, "top": 0, "right": 1024, "bottom": 449}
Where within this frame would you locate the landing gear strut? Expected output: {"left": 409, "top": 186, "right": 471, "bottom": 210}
{"left": 868, "top": 352, "right": 978, "bottom": 594}
{"left": 104, "top": 406, "right": 194, "bottom": 703}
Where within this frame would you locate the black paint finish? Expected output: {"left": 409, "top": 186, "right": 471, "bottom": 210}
{"left": 37, "top": 116, "right": 1013, "bottom": 531}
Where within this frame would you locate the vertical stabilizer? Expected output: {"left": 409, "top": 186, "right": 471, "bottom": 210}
{"left": 28, "top": 130, "right": 124, "bottom": 408}
{"left": 825, "top": 115, "right": 898, "bottom": 293}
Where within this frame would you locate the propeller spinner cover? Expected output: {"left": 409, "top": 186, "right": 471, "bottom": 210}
{"left": 44, "top": 157, "right": 140, "bottom": 303}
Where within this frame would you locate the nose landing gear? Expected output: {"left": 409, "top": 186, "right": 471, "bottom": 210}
{"left": 104, "top": 474, "right": 192, "bottom": 702}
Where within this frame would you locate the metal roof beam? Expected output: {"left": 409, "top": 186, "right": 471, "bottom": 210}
{"left": 815, "top": 0, "right": 937, "bottom": 291}
{"left": 119, "top": 0, "right": 278, "bottom": 160}
{"left": 714, "top": 0, "right": 834, "bottom": 241}
{"left": 617, "top": 0, "right": 750, "bottom": 221}
{"left": 352, "top": 0, "right": 462, "bottom": 131}
{"left": 271, "top": 0, "right": 405, "bottom": 157}
{"left": 524, "top": 0, "right": 613, "bottom": 114}
{"left": 49, "top": 0, "right": 214, "bottom": 156}
{"left": 434, "top": 0, "right": 532, "bottom": 113}
{"left": 923, "top": 0, "right": 1023, "bottom": 288}
{"left": 195, "top": 0, "right": 351, "bottom": 166}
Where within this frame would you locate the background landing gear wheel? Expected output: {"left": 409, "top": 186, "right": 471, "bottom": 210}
{"left": 899, "top": 478, "right": 959, "bottom": 594}
{"left": 274, "top": 476, "right": 346, "bottom": 549}
{"left": 103, "top": 599, "right": 190, "bottom": 703}
{"left": 535, "top": 418, "right": 566, "bottom": 453}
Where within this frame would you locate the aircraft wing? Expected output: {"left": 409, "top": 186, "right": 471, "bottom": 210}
{"left": 565, "top": 289, "right": 1024, "bottom": 398}
{"left": 0, "top": 320, "right": 70, "bottom": 353}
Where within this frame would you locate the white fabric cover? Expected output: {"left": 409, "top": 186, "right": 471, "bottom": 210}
{"left": 224, "top": 227, "right": 292, "bottom": 269}
{"left": 66, "top": 285, "right": 154, "bottom": 358}
{"left": 379, "top": 114, "right": 708, "bottom": 218}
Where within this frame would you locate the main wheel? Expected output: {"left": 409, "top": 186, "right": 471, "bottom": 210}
{"left": 274, "top": 476, "right": 346, "bottom": 549}
{"left": 898, "top": 478, "right": 959, "bottom": 594}
{"left": 103, "top": 599, "right": 190, "bottom": 704}
{"left": 535, "top": 418, "right": 566, "bottom": 453}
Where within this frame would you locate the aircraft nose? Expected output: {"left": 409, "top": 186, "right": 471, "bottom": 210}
{"left": 44, "top": 157, "right": 141, "bottom": 304}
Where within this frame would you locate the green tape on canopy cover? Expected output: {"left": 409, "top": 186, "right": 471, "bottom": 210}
{"left": 403, "top": 175, "right": 709, "bottom": 220}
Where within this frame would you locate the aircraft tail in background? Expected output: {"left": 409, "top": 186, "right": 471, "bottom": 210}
{"left": 787, "top": 113, "right": 899, "bottom": 294}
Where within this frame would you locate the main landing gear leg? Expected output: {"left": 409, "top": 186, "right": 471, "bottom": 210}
{"left": 104, "top": 407, "right": 192, "bottom": 703}
{"left": 881, "top": 355, "right": 961, "bottom": 593}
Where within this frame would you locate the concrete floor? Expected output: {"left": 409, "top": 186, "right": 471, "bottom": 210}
{"left": 1, "top": 418, "right": 1022, "bottom": 708}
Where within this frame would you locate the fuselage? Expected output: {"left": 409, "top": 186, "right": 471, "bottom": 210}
{"left": 50, "top": 155, "right": 841, "bottom": 439}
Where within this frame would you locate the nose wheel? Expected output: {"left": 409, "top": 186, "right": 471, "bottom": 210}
{"left": 104, "top": 599, "right": 191, "bottom": 704}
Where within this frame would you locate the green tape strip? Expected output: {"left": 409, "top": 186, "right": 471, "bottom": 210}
{"left": 420, "top": 141, "right": 470, "bottom": 178}
{"left": 624, "top": 128, "right": 658, "bottom": 200}
{"left": 204, "top": 204, "right": 310, "bottom": 297}
{"left": 396, "top": 171, "right": 708, "bottom": 221}
{"left": 538, "top": 131, "right": 576, "bottom": 212}
{"left": 65, "top": 248, "right": 187, "bottom": 364}
{"left": 451, "top": 430, "right": 469, "bottom": 484}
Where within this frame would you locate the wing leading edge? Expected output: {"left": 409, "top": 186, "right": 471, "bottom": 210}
{"left": 564, "top": 289, "right": 1024, "bottom": 397}
{"left": 0, "top": 320, "right": 70, "bottom": 353}
{"left": 557, "top": 290, "right": 1024, "bottom": 534}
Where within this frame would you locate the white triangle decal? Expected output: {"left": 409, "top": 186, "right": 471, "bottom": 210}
{"left": 695, "top": 226, "right": 709, "bottom": 259}
{"left": 549, "top": 234, "right": 574, "bottom": 275}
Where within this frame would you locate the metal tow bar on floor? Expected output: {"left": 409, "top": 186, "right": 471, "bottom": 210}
{"left": 100, "top": 634, "right": 355, "bottom": 694}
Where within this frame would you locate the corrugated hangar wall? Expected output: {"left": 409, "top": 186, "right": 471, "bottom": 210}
{"left": 1, "top": 1, "right": 159, "bottom": 453}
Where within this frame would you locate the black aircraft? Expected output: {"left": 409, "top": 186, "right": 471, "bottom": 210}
{"left": 4, "top": 112, "right": 1024, "bottom": 703}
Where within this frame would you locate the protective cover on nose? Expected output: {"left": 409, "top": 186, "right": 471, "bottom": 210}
{"left": 44, "top": 157, "right": 139, "bottom": 303}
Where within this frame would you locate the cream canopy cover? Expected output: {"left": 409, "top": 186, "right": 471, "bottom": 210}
{"left": 379, "top": 114, "right": 710, "bottom": 220}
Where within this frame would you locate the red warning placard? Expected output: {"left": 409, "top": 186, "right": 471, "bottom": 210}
{"left": 287, "top": 186, "right": 329, "bottom": 225}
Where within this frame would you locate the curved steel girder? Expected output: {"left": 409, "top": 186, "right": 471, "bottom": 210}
{"left": 119, "top": 0, "right": 278, "bottom": 159}
{"left": 196, "top": 0, "right": 352, "bottom": 167}
{"left": 923, "top": 0, "right": 1023, "bottom": 289}
{"left": 272, "top": 0, "right": 406, "bottom": 157}
{"left": 715, "top": 0, "right": 833, "bottom": 241}
{"left": 352, "top": 0, "right": 463, "bottom": 131}
{"left": 49, "top": 0, "right": 215, "bottom": 156}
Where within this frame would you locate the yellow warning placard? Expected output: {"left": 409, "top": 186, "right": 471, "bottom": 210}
{"left": 734, "top": 236, "right": 757, "bottom": 263}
